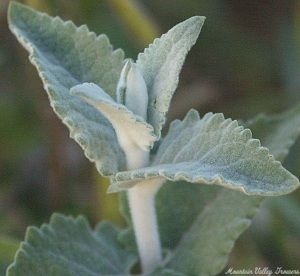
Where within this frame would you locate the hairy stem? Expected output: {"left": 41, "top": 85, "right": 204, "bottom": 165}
{"left": 124, "top": 146, "right": 163, "bottom": 273}
{"left": 128, "top": 178, "right": 163, "bottom": 273}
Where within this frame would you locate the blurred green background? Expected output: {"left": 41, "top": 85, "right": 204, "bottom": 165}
{"left": 1, "top": 0, "right": 300, "bottom": 274}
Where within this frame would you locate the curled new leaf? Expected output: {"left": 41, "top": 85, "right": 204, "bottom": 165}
{"left": 71, "top": 82, "right": 157, "bottom": 152}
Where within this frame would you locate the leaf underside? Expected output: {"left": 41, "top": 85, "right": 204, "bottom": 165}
{"left": 71, "top": 82, "right": 157, "bottom": 151}
{"left": 8, "top": 2, "right": 126, "bottom": 175}
{"left": 110, "top": 110, "right": 299, "bottom": 195}
{"left": 6, "top": 214, "right": 136, "bottom": 276}
{"left": 137, "top": 16, "right": 205, "bottom": 139}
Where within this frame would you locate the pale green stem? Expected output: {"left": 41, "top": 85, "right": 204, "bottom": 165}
{"left": 127, "top": 178, "right": 163, "bottom": 274}
{"left": 125, "top": 147, "right": 163, "bottom": 274}
{"left": 113, "top": 56, "right": 162, "bottom": 272}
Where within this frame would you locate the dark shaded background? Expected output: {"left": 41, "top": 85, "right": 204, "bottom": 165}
{"left": 1, "top": 0, "right": 300, "bottom": 274}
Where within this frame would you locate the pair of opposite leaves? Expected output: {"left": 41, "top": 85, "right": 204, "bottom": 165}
{"left": 8, "top": 2, "right": 299, "bottom": 198}
{"left": 6, "top": 3, "right": 300, "bottom": 276}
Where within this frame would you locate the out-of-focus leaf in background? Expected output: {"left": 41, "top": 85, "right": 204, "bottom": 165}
{"left": 0, "top": 236, "right": 19, "bottom": 275}
{"left": 1, "top": 0, "right": 300, "bottom": 274}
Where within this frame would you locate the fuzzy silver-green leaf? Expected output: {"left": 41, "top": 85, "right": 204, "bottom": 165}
{"left": 156, "top": 104, "right": 300, "bottom": 275}
{"left": 8, "top": 2, "right": 126, "bottom": 175}
{"left": 7, "top": 214, "right": 136, "bottom": 275}
{"left": 137, "top": 16, "right": 205, "bottom": 138}
{"left": 110, "top": 110, "right": 299, "bottom": 195}
{"left": 166, "top": 189, "right": 261, "bottom": 275}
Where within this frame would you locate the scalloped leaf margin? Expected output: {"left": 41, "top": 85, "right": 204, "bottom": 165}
{"left": 137, "top": 16, "right": 205, "bottom": 139}
{"left": 6, "top": 214, "right": 136, "bottom": 275}
{"left": 109, "top": 110, "right": 299, "bottom": 195}
{"left": 8, "top": 2, "right": 126, "bottom": 175}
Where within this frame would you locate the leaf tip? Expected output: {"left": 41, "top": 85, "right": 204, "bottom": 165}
{"left": 8, "top": 1, "right": 35, "bottom": 27}
{"left": 107, "top": 184, "right": 118, "bottom": 194}
{"left": 189, "top": 15, "right": 206, "bottom": 25}
{"left": 8, "top": 1, "right": 23, "bottom": 14}
{"left": 184, "top": 15, "right": 206, "bottom": 36}
{"left": 7, "top": 1, "right": 21, "bottom": 25}
{"left": 281, "top": 175, "right": 300, "bottom": 195}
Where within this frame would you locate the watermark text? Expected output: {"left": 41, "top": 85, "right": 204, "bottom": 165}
{"left": 225, "top": 267, "right": 300, "bottom": 275}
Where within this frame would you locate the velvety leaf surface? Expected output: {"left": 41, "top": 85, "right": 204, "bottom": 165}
{"left": 155, "top": 105, "right": 300, "bottom": 275}
{"left": 8, "top": 2, "right": 126, "bottom": 175}
{"left": 110, "top": 110, "right": 299, "bottom": 195}
{"left": 119, "top": 105, "right": 300, "bottom": 275}
{"left": 156, "top": 182, "right": 218, "bottom": 249}
{"left": 7, "top": 214, "right": 136, "bottom": 276}
{"left": 166, "top": 190, "right": 261, "bottom": 275}
{"left": 71, "top": 82, "right": 157, "bottom": 151}
{"left": 137, "top": 16, "right": 205, "bottom": 139}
